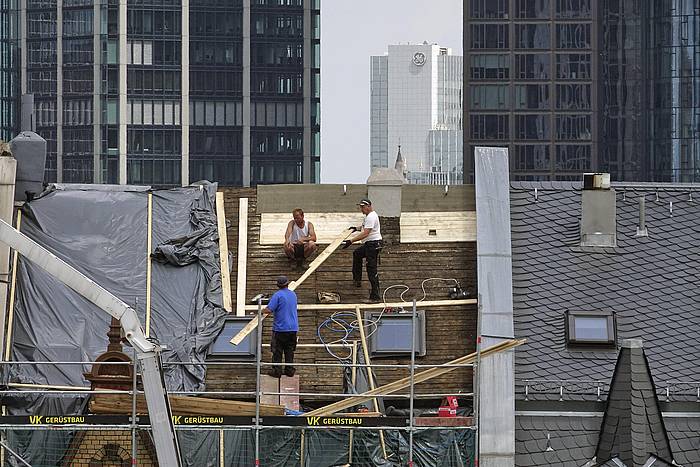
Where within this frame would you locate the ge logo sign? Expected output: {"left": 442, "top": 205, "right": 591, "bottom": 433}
{"left": 412, "top": 52, "right": 426, "bottom": 66}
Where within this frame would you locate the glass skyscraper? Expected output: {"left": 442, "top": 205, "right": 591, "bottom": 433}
{"left": 464, "top": 0, "right": 700, "bottom": 182}
{"left": 5, "top": 0, "right": 319, "bottom": 186}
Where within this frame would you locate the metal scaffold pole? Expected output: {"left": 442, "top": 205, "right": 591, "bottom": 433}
{"left": 255, "top": 298, "right": 262, "bottom": 466}
{"left": 408, "top": 299, "right": 417, "bottom": 467}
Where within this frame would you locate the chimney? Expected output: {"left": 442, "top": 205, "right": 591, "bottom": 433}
{"left": 580, "top": 173, "right": 616, "bottom": 247}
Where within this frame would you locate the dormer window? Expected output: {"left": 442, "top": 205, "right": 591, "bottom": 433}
{"left": 566, "top": 310, "right": 616, "bottom": 347}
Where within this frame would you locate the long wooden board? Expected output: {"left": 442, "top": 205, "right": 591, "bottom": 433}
{"left": 242, "top": 298, "right": 476, "bottom": 312}
{"left": 259, "top": 212, "right": 364, "bottom": 245}
{"left": 355, "top": 305, "right": 387, "bottom": 458}
{"left": 303, "top": 339, "right": 526, "bottom": 417}
{"left": 90, "top": 393, "right": 285, "bottom": 416}
{"left": 229, "top": 227, "right": 353, "bottom": 346}
{"left": 216, "top": 192, "right": 233, "bottom": 312}
{"left": 235, "top": 198, "right": 248, "bottom": 316}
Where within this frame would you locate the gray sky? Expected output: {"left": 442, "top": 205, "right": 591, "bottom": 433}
{"left": 320, "top": 0, "right": 463, "bottom": 183}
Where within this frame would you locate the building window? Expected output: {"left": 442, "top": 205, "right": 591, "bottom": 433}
{"left": 365, "top": 311, "right": 427, "bottom": 357}
{"left": 470, "top": 85, "right": 509, "bottom": 110}
{"left": 516, "top": 114, "right": 550, "bottom": 140}
{"left": 514, "top": 145, "right": 550, "bottom": 171}
{"left": 556, "top": 53, "right": 591, "bottom": 79}
{"left": 470, "top": 114, "right": 509, "bottom": 140}
{"left": 470, "top": 0, "right": 508, "bottom": 18}
{"left": 556, "top": 23, "right": 591, "bottom": 49}
{"left": 208, "top": 318, "right": 258, "bottom": 358}
{"left": 470, "top": 54, "right": 510, "bottom": 80}
{"left": 556, "top": 114, "right": 591, "bottom": 140}
{"left": 555, "top": 145, "right": 591, "bottom": 171}
{"left": 566, "top": 311, "right": 616, "bottom": 346}
{"left": 471, "top": 24, "right": 509, "bottom": 49}
{"left": 515, "top": 0, "right": 550, "bottom": 19}
{"left": 515, "top": 54, "right": 550, "bottom": 80}
{"left": 515, "top": 24, "right": 551, "bottom": 49}
{"left": 556, "top": 84, "right": 591, "bottom": 109}
{"left": 556, "top": 0, "right": 591, "bottom": 18}
{"left": 515, "top": 84, "right": 550, "bottom": 109}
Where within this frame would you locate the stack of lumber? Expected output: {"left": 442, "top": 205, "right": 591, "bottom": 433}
{"left": 90, "top": 393, "right": 285, "bottom": 416}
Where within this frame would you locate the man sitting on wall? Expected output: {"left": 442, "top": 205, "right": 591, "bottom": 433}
{"left": 284, "top": 208, "right": 317, "bottom": 270}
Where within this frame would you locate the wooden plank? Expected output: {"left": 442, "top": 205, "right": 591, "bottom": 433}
{"left": 90, "top": 393, "right": 285, "bottom": 416}
{"left": 229, "top": 228, "right": 353, "bottom": 346}
{"left": 400, "top": 211, "right": 476, "bottom": 243}
{"left": 355, "top": 305, "right": 387, "bottom": 459}
{"left": 235, "top": 198, "right": 248, "bottom": 316}
{"left": 242, "top": 298, "right": 477, "bottom": 312}
{"left": 145, "top": 193, "right": 153, "bottom": 337}
{"left": 216, "top": 192, "right": 232, "bottom": 312}
{"left": 3, "top": 210, "right": 21, "bottom": 361}
{"left": 259, "top": 212, "right": 363, "bottom": 245}
{"left": 303, "top": 339, "right": 526, "bottom": 417}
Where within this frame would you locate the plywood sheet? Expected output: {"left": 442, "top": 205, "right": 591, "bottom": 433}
{"left": 260, "top": 212, "right": 363, "bottom": 245}
{"left": 400, "top": 211, "right": 476, "bottom": 243}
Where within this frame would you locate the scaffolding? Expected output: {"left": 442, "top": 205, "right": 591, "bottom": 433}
{"left": 0, "top": 300, "right": 524, "bottom": 466}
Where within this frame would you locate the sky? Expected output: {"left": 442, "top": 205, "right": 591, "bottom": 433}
{"left": 320, "top": 0, "right": 463, "bottom": 183}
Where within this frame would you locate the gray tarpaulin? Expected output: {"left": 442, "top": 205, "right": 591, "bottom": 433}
{"left": 2, "top": 182, "right": 229, "bottom": 465}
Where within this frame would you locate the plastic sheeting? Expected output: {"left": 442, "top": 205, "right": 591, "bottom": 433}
{"left": 2, "top": 183, "right": 229, "bottom": 465}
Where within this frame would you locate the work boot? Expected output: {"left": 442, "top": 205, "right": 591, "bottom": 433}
{"left": 283, "top": 367, "right": 296, "bottom": 377}
{"left": 269, "top": 369, "right": 282, "bottom": 379}
{"left": 353, "top": 280, "right": 362, "bottom": 288}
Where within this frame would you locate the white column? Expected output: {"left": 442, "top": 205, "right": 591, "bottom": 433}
{"left": 180, "top": 0, "right": 189, "bottom": 186}
{"left": 242, "top": 0, "right": 251, "bottom": 186}
{"left": 302, "top": 0, "right": 311, "bottom": 183}
{"left": 93, "top": 0, "right": 102, "bottom": 182}
{"left": 56, "top": 1, "right": 63, "bottom": 182}
{"left": 0, "top": 150, "right": 16, "bottom": 357}
{"left": 118, "top": 0, "right": 127, "bottom": 184}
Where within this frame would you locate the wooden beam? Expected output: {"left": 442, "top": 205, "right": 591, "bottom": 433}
{"left": 145, "top": 192, "right": 153, "bottom": 337}
{"left": 242, "top": 298, "right": 476, "bottom": 312}
{"left": 355, "top": 305, "right": 387, "bottom": 459}
{"left": 216, "top": 192, "right": 232, "bottom": 312}
{"left": 303, "top": 339, "right": 526, "bottom": 417}
{"left": 90, "top": 393, "right": 285, "bottom": 416}
{"left": 3, "top": 210, "right": 21, "bottom": 361}
{"left": 235, "top": 198, "right": 248, "bottom": 316}
{"left": 229, "top": 228, "right": 353, "bottom": 346}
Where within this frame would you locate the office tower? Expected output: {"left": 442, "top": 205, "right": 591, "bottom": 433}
{"left": 12, "top": 0, "right": 319, "bottom": 186}
{"left": 371, "top": 43, "right": 463, "bottom": 185}
{"left": 0, "top": 0, "right": 18, "bottom": 142}
{"left": 464, "top": 1, "right": 700, "bottom": 182}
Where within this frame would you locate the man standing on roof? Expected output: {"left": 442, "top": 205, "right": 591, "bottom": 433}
{"left": 284, "top": 208, "right": 317, "bottom": 271}
{"left": 342, "top": 198, "right": 383, "bottom": 302}
{"left": 264, "top": 275, "right": 298, "bottom": 378}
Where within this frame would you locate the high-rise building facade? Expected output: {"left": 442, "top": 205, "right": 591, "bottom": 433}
{"left": 371, "top": 43, "right": 463, "bottom": 185}
{"left": 8, "top": 0, "right": 319, "bottom": 186}
{"left": 464, "top": 0, "right": 700, "bottom": 183}
{"left": 0, "top": 0, "right": 19, "bottom": 142}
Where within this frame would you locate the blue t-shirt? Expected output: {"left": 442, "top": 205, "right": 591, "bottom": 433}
{"left": 267, "top": 288, "right": 299, "bottom": 332}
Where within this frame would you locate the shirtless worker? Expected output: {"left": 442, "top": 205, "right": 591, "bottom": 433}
{"left": 284, "top": 208, "right": 317, "bottom": 270}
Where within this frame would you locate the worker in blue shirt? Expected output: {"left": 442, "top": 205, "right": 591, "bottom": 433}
{"left": 264, "top": 275, "right": 299, "bottom": 378}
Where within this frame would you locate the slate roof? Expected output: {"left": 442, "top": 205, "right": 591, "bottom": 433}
{"left": 515, "top": 415, "right": 600, "bottom": 466}
{"left": 510, "top": 182, "right": 700, "bottom": 401}
{"left": 516, "top": 416, "right": 700, "bottom": 467}
{"left": 595, "top": 342, "right": 672, "bottom": 465}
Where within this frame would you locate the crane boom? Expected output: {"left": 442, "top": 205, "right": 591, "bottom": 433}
{"left": 0, "top": 218, "right": 182, "bottom": 466}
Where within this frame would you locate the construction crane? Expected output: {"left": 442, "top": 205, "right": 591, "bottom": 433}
{"left": 0, "top": 219, "right": 182, "bottom": 466}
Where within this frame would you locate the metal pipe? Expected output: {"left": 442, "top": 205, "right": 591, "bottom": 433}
{"left": 0, "top": 440, "right": 31, "bottom": 466}
{"left": 254, "top": 298, "right": 262, "bottom": 466}
{"left": 0, "top": 360, "right": 473, "bottom": 369}
{"left": 408, "top": 299, "right": 417, "bottom": 467}
{"left": 131, "top": 348, "right": 138, "bottom": 464}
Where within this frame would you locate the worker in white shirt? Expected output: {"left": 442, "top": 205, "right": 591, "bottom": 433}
{"left": 342, "top": 198, "right": 383, "bottom": 302}
{"left": 284, "top": 208, "right": 317, "bottom": 270}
